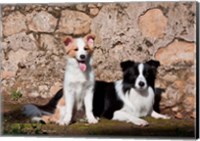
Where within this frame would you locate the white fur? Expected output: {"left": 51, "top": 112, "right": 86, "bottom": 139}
{"left": 31, "top": 117, "right": 43, "bottom": 122}
{"left": 135, "top": 64, "right": 147, "bottom": 90}
{"left": 113, "top": 80, "right": 170, "bottom": 126}
{"left": 76, "top": 38, "right": 86, "bottom": 48}
{"left": 58, "top": 38, "right": 98, "bottom": 125}
{"left": 76, "top": 38, "right": 88, "bottom": 61}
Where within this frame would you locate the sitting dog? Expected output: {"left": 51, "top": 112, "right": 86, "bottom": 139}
{"left": 23, "top": 34, "right": 98, "bottom": 126}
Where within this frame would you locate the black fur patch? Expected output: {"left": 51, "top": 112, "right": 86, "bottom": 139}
{"left": 38, "top": 89, "right": 63, "bottom": 113}
{"left": 93, "top": 81, "right": 123, "bottom": 119}
{"left": 120, "top": 60, "right": 160, "bottom": 93}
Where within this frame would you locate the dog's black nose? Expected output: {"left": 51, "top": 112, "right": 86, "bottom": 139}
{"left": 80, "top": 55, "right": 86, "bottom": 59}
{"left": 139, "top": 81, "right": 145, "bottom": 87}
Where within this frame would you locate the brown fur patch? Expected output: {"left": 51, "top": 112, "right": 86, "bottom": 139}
{"left": 58, "top": 97, "right": 65, "bottom": 106}
{"left": 84, "top": 34, "right": 95, "bottom": 54}
{"left": 63, "top": 36, "right": 77, "bottom": 58}
{"left": 84, "top": 43, "right": 94, "bottom": 55}
{"left": 41, "top": 97, "right": 65, "bottom": 124}
{"left": 63, "top": 34, "right": 95, "bottom": 58}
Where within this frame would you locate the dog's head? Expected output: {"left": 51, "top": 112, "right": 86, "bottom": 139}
{"left": 120, "top": 60, "right": 160, "bottom": 93}
{"left": 63, "top": 34, "right": 95, "bottom": 71}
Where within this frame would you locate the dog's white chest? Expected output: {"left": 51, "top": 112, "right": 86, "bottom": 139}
{"left": 64, "top": 58, "right": 94, "bottom": 111}
{"left": 125, "top": 87, "right": 154, "bottom": 117}
{"left": 65, "top": 64, "right": 89, "bottom": 83}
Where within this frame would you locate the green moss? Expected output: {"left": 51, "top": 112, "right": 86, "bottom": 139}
{"left": 2, "top": 103, "right": 195, "bottom": 137}
{"left": 5, "top": 123, "right": 46, "bottom": 135}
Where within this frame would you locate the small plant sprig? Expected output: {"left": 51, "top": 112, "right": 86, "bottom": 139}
{"left": 11, "top": 90, "right": 22, "bottom": 101}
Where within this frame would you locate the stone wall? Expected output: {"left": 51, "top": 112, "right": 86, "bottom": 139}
{"left": 0, "top": 2, "right": 196, "bottom": 119}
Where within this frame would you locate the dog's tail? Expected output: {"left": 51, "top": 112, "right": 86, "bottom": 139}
{"left": 22, "top": 89, "right": 63, "bottom": 122}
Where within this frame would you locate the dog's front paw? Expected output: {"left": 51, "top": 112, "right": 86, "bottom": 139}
{"left": 134, "top": 119, "right": 149, "bottom": 127}
{"left": 88, "top": 117, "right": 99, "bottom": 124}
{"left": 151, "top": 111, "right": 171, "bottom": 120}
{"left": 57, "top": 119, "right": 71, "bottom": 126}
{"left": 58, "top": 120, "right": 70, "bottom": 126}
{"left": 154, "top": 114, "right": 171, "bottom": 119}
{"left": 161, "top": 115, "right": 171, "bottom": 119}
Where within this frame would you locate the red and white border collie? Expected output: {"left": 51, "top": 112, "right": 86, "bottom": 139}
{"left": 22, "top": 34, "right": 98, "bottom": 125}
{"left": 59, "top": 34, "right": 98, "bottom": 125}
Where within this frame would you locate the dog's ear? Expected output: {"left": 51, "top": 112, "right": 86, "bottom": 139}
{"left": 120, "top": 60, "right": 135, "bottom": 72}
{"left": 85, "top": 34, "right": 95, "bottom": 47}
{"left": 146, "top": 60, "right": 160, "bottom": 69}
{"left": 64, "top": 36, "right": 73, "bottom": 47}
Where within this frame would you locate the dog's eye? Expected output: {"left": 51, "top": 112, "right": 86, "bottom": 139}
{"left": 84, "top": 48, "right": 88, "bottom": 51}
{"left": 74, "top": 48, "right": 78, "bottom": 51}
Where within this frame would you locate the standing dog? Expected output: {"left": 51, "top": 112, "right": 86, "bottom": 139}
{"left": 22, "top": 34, "right": 98, "bottom": 126}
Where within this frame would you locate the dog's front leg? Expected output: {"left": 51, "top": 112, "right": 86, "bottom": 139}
{"left": 84, "top": 87, "right": 98, "bottom": 124}
{"left": 151, "top": 110, "right": 170, "bottom": 119}
{"left": 58, "top": 89, "right": 75, "bottom": 126}
{"left": 112, "top": 110, "right": 149, "bottom": 126}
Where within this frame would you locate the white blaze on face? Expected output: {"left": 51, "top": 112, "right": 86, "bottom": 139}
{"left": 135, "top": 63, "right": 147, "bottom": 90}
{"left": 75, "top": 38, "right": 88, "bottom": 71}
{"left": 76, "top": 38, "right": 87, "bottom": 60}
{"left": 76, "top": 38, "right": 85, "bottom": 48}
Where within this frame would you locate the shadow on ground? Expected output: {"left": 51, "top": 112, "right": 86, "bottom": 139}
{"left": 1, "top": 94, "right": 195, "bottom": 138}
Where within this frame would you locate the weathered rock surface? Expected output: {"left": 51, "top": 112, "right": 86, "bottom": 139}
{"left": 57, "top": 9, "right": 92, "bottom": 35}
{"left": 3, "top": 32, "right": 37, "bottom": 51}
{"left": 138, "top": 9, "right": 167, "bottom": 38}
{"left": 155, "top": 40, "right": 195, "bottom": 66}
{"left": 27, "top": 11, "right": 57, "bottom": 33}
{"left": 3, "top": 11, "right": 27, "bottom": 36}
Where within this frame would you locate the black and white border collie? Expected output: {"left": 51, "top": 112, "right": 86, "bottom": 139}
{"left": 93, "top": 60, "right": 170, "bottom": 126}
